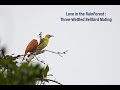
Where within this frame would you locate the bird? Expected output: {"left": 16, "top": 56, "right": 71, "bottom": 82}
{"left": 23, "top": 33, "right": 42, "bottom": 60}
{"left": 23, "top": 33, "right": 54, "bottom": 62}
{"left": 36, "top": 34, "right": 54, "bottom": 52}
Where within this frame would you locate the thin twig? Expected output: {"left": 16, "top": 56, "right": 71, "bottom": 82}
{"left": 47, "top": 74, "right": 53, "bottom": 77}
{"left": 34, "top": 56, "right": 46, "bottom": 64}
{"left": 44, "top": 79, "right": 63, "bottom": 85}
{"left": 44, "top": 50, "right": 68, "bottom": 57}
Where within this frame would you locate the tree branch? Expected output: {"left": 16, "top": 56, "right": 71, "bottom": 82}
{"left": 43, "top": 50, "right": 68, "bottom": 57}
{"left": 44, "top": 79, "right": 63, "bottom": 85}
{"left": 34, "top": 55, "right": 46, "bottom": 64}
{"left": 14, "top": 49, "right": 68, "bottom": 59}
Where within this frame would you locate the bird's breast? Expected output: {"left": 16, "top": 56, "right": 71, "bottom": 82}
{"left": 37, "top": 38, "right": 49, "bottom": 51}
{"left": 43, "top": 39, "right": 49, "bottom": 47}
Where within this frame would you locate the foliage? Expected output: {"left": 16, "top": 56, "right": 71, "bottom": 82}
{"left": 0, "top": 54, "right": 49, "bottom": 85}
{"left": 0, "top": 43, "right": 66, "bottom": 85}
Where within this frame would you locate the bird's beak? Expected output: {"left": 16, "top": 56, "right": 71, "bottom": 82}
{"left": 50, "top": 35, "right": 54, "bottom": 37}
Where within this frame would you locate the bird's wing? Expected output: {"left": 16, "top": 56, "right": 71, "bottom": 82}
{"left": 25, "top": 39, "right": 38, "bottom": 53}
{"left": 39, "top": 38, "right": 44, "bottom": 45}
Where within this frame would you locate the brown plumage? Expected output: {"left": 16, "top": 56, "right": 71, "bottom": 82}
{"left": 23, "top": 39, "right": 38, "bottom": 60}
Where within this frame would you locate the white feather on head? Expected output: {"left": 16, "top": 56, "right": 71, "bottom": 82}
{"left": 33, "top": 33, "right": 42, "bottom": 44}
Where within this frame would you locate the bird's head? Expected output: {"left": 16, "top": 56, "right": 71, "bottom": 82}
{"left": 34, "top": 32, "right": 42, "bottom": 44}
{"left": 38, "top": 32, "right": 42, "bottom": 37}
{"left": 36, "top": 32, "right": 42, "bottom": 38}
{"left": 45, "top": 34, "right": 54, "bottom": 38}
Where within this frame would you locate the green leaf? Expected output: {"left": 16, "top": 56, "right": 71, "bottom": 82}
{"left": 0, "top": 52, "right": 51, "bottom": 85}
{"left": 44, "top": 65, "right": 49, "bottom": 77}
